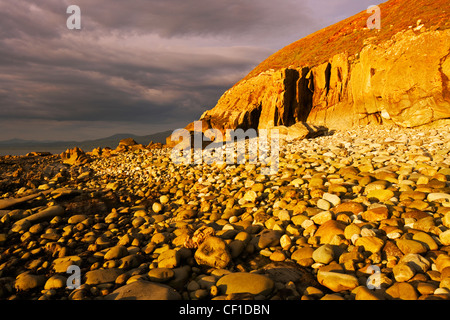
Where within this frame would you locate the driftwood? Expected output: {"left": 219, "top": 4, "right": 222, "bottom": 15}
{"left": 11, "top": 205, "right": 65, "bottom": 232}
{"left": 0, "top": 190, "right": 52, "bottom": 210}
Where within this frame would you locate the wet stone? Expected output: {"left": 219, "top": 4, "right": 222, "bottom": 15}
{"left": 393, "top": 263, "right": 416, "bottom": 282}
{"left": 216, "top": 272, "right": 274, "bottom": 296}
{"left": 148, "top": 268, "right": 175, "bottom": 283}
{"left": 315, "top": 220, "right": 346, "bottom": 244}
{"left": 194, "top": 237, "right": 231, "bottom": 269}
{"left": 105, "top": 280, "right": 181, "bottom": 300}
{"left": 396, "top": 239, "right": 427, "bottom": 255}
{"left": 85, "top": 268, "right": 124, "bottom": 285}
{"left": 317, "top": 270, "right": 359, "bottom": 292}
{"left": 104, "top": 245, "right": 128, "bottom": 260}
{"left": 385, "top": 282, "right": 418, "bottom": 300}
{"left": 355, "top": 236, "right": 384, "bottom": 254}
{"left": 362, "top": 206, "right": 389, "bottom": 222}
{"left": 44, "top": 275, "right": 67, "bottom": 290}
{"left": 15, "top": 273, "right": 46, "bottom": 291}
{"left": 258, "top": 230, "right": 282, "bottom": 249}
{"left": 158, "top": 249, "right": 181, "bottom": 269}
{"left": 312, "top": 244, "right": 335, "bottom": 264}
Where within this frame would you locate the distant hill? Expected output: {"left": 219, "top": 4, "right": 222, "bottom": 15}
{"left": 71, "top": 131, "right": 173, "bottom": 150}
{"left": 0, "top": 130, "right": 173, "bottom": 156}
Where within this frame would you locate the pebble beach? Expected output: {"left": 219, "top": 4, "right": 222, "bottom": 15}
{"left": 1, "top": 124, "right": 450, "bottom": 300}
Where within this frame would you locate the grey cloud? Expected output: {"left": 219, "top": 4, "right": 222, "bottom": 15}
{"left": 0, "top": 0, "right": 68, "bottom": 39}
{"left": 0, "top": 0, "right": 382, "bottom": 141}
{"left": 0, "top": 0, "right": 319, "bottom": 41}
{"left": 0, "top": 39, "right": 267, "bottom": 120}
{"left": 0, "top": 10, "right": 272, "bottom": 122}
{"left": 78, "top": 0, "right": 317, "bottom": 39}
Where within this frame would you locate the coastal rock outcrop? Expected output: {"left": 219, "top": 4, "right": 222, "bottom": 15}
{"left": 197, "top": 29, "right": 450, "bottom": 133}
{"left": 60, "top": 147, "right": 90, "bottom": 166}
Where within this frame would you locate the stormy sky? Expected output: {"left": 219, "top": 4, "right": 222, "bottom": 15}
{"left": 0, "top": 0, "right": 384, "bottom": 141}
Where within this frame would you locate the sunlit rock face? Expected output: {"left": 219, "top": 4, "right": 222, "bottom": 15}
{"left": 186, "top": 29, "right": 450, "bottom": 137}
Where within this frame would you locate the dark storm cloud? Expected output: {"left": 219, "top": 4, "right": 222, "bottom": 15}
{"left": 0, "top": 33, "right": 269, "bottom": 122}
{"left": 77, "top": 0, "right": 316, "bottom": 38}
{"left": 0, "top": 0, "right": 383, "bottom": 141}
{"left": 0, "top": 0, "right": 66, "bottom": 40}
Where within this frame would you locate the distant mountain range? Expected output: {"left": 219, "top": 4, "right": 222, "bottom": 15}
{"left": 0, "top": 131, "right": 173, "bottom": 156}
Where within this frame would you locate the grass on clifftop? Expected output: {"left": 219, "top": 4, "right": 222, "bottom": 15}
{"left": 239, "top": 0, "right": 450, "bottom": 83}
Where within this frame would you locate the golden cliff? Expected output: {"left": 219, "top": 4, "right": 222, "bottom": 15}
{"left": 200, "top": 28, "right": 450, "bottom": 132}
{"left": 167, "top": 0, "right": 450, "bottom": 146}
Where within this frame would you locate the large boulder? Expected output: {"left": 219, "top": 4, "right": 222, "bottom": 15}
{"left": 273, "top": 122, "right": 328, "bottom": 141}
{"left": 84, "top": 268, "right": 124, "bottom": 285}
{"left": 104, "top": 280, "right": 181, "bottom": 300}
{"left": 12, "top": 205, "right": 65, "bottom": 233}
{"left": 216, "top": 272, "right": 274, "bottom": 296}
{"left": 317, "top": 270, "right": 359, "bottom": 292}
{"left": 115, "top": 138, "right": 146, "bottom": 153}
{"left": 194, "top": 236, "right": 231, "bottom": 269}
{"left": 15, "top": 272, "right": 46, "bottom": 291}
{"left": 314, "top": 220, "right": 347, "bottom": 244}
{"left": 118, "top": 138, "right": 138, "bottom": 147}
{"left": 60, "top": 147, "right": 90, "bottom": 166}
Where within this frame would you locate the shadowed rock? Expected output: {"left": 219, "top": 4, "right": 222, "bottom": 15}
{"left": 0, "top": 191, "right": 51, "bottom": 210}
{"left": 104, "top": 280, "right": 181, "bottom": 300}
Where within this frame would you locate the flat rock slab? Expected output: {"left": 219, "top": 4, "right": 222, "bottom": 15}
{"left": 216, "top": 272, "right": 274, "bottom": 296}
{"left": 15, "top": 205, "right": 64, "bottom": 224}
{"left": 85, "top": 268, "right": 124, "bottom": 285}
{"left": 0, "top": 191, "right": 51, "bottom": 210}
{"left": 15, "top": 272, "right": 46, "bottom": 291}
{"left": 194, "top": 236, "right": 231, "bottom": 269}
{"left": 52, "top": 255, "right": 82, "bottom": 273}
{"left": 317, "top": 271, "right": 359, "bottom": 292}
{"left": 261, "top": 261, "right": 319, "bottom": 292}
{"left": 315, "top": 220, "right": 346, "bottom": 244}
{"left": 11, "top": 205, "right": 65, "bottom": 233}
{"left": 104, "top": 280, "right": 181, "bottom": 300}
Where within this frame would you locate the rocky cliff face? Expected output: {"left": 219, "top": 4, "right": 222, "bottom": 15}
{"left": 199, "top": 28, "right": 450, "bottom": 134}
